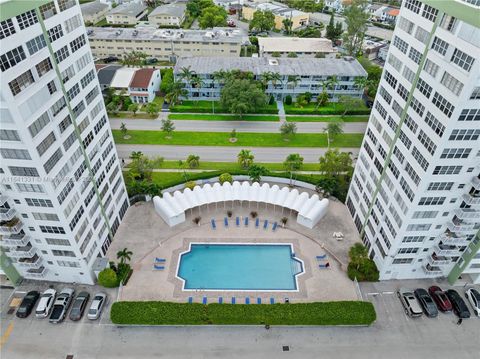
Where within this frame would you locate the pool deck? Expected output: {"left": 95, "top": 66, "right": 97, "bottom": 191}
{"left": 109, "top": 199, "right": 360, "bottom": 303}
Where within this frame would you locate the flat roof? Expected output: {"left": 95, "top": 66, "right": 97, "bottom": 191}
{"left": 111, "top": 67, "right": 138, "bottom": 89}
{"left": 97, "top": 64, "right": 122, "bottom": 86}
{"left": 107, "top": 2, "right": 147, "bottom": 16}
{"left": 258, "top": 37, "right": 335, "bottom": 53}
{"left": 174, "top": 57, "right": 367, "bottom": 77}
{"left": 87, "top": 26, "right": 249, "bottom": 44}
{"left": 80, "top": 0, "right": 109, "bottom": 16}
{"left": 246, "top": 2, "right": 307, "bottom": 17}
{"left": 149, "top": 3, "right": 186, "bottom": 18}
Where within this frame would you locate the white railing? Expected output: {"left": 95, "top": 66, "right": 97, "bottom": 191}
{"left": 0, "top": 208, "right": 17, "bottom": 221}
{"left": 471, "top": 176, "right": 480, "bottom": 191}
{"left": 0, "top": 234, "right": 30, "bottom": 247}
{"left": 17, "top": 256, "right": 43, "bottom": 269}
{"left": 433, "top": 244, "right": 459, "bottom": 257}
{"left": 427, "top": 255, "right": 451, "bottom": 267}
{"left": 7, "top": 247, "right": 36, "bottom": 259}
{"left": 0, "top": 220, "right": 23, "bottom": 235}
{"left": 454, "top": 208, "right": 480, "bottom": 220}
{"left": 462, "top": 193, "right": 480, "bottom": 206}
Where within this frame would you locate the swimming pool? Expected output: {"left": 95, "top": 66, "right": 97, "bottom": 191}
{"left": 176, "top": 243, "right": 304, "bottom": 291}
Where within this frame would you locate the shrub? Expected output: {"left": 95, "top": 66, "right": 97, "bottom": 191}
{"left": 117, "top": 263, "right": 132, "bottom": 285}
{"left": 98, "top": 268, "right": 119, "bottom": 288}
{"left": 227, "top": 210, "right": 233, "bottom": 218}
{"left": 281, "top": 217, "right": 288, "bottom": 225}
{"left": 268, "top": 95, "right": 275, "bottom": 105}
{"left": 219, "top": 173, "right": 233, "bottom": 184}
{"left": 193, "top": 216, "right": 201, "bottom": 225}
{"left": 185, "top": 181, "right": 196, "bottom": 190}
{"left": 347, "top": 243, "right": 379, "bottom": 282}
{"left": 284, "top": 95, "right": 292, "bottom": 105}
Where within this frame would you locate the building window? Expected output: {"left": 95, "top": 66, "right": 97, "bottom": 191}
{"left": 58, "top": 0, "right": 76, "bottom": 11}
{"left": 17, "top": 184, "right": 45, "bottom": 193}
{"left": 0, "top": 46, "right": 26, "bottom": 72}
{"left": 412, "top": 147, "right": 429, "bottom": 171}
{"left": 416, "top": 78, "right": 432, "bottom": 99}
{"left": 0, "top": 18, "right": 16, "bottom": 39}
{"left": 470, "top": 87, "right": 480, "bottom": 100}
{"left": 8, "top": 70, "right": 35, "bottom": 96}
{"left": 410, "top": 98, "right": 425, "bottom": 116}
{"left": 392, "top": 35, "right": 408, "bottom": 54}
{"left": 80, "top": 70, "right": 95, "bottom": 89}
{"left": 384, "top": 70, "right": 397, "bottom": 89}
{"left": 423, "top": 59, "right": 439, "bottom": 78}
{"left": 397, "top": 83, "right": 408, "bottom": 101}
{"left": 427, "top": 182, "right": 453, "bottom": 191}
{"left": 422, "top": 5, "right": 438, "bottom": 21}
{"left": 432, "top": 92, "right": 455, "bottom": 118}
{"left": 404, "top": 115, "right": 418, "bottom": 134}
{"left": 0, "top": 129, "right": 20, "bottom": 141}
{"left": 431, "top": 37, "right": 448, "bottom": 56}
{"left": 424, "top": 112, "right": 445, "bottom": 137}
{"left": 397, "top": 17, "right": 414, "bottom": 34}
{"left": 47, "top": 24, "right": 63, "bottom": 43}
{"left": 451, "top": 48, "right": 475, "bottom": 72}
{"left": 39, "top": 2, "right": 57, "bottom": 20}
{"left": 35, "top": 58, "right": 53, "bottom": 77}
{"left": 0, "top": 148, "right": 31, "bottom": 160}
{"left": 440, "top": 148, "right": 471, "bottom": 159}
{"left": 25, "top": 198, "right": 53, "bottom": 207}
{"left": 26, "top": 35, "right": 47, "bottom": 56}
{"left": 418, "top": 197, "right": 445, "bottom": 206}
{"left": 64, "top": 14, "right": 82, "bottom": 33}
{"left": 54, "top": 46, "right": 70, "bottom": 64}
{"left": 67, "top": 83, "right": 80, "bottom": 101}
{"left": 402, "top": 66, "right": 415, "bottom": 83}
{"left": 408, "top": 47, "right": 422, "bottom": 64}
{"left": 70, "top": 34, "right": 86, "bottom": 53}
{"left": 9, "top": 166, "right": 39, "bottom": 177}
{"left": 432, "top": 166, "right": 462, "bottom": 175}
{"left": 404, "top": 0, "right": 421, "bottom": 13}
{"left": 16, "top": 9, "right": 38, "bottom": 29}
{"left": 458, "top": 109, "right": 479, "bottom": 121}
{"left": 440, "top": 72, "right": 464, "bottom": 96}
{"left": 449, "top": 129, "right": 480, "bottom": 141}
{"left": 47, "top": 80, "right": 57, "bottom": 95}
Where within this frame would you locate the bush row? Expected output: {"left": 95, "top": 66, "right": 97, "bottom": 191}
{"left": 110, "top": 301, "right": 376, "bottom": 325}
{"left": 285, "top": 108, "right": 371, "bottom": 115}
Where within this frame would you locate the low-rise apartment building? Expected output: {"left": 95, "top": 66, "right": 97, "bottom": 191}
{"left": 258, "top": 37, "right": 336, "bottom": 58}
{"left": 81, "top": 0, "right": 110, "bottom": 24}
{"left": 173, "top": 56, "right": 366, "bottom": 101}
{"left": 148, "top": 3, "right": 186, "bottom": 28}
{"left": 106, "top": 1, "right": 147, "bottom": 25}
{"left": 87, "top": 26, "right": 249, "bottom": 61}
{"left": 242, "top": 1, "right": 309, "bottom": 31}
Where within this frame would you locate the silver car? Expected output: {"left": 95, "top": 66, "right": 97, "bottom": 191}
{"left": 49, "top": 288, "right": 74, "bottom": 324}
{"left": 397, "top": 287, "right": 423, "bottom": 318}
{"left": 465, "top": 288, "right": 480, "bottom": 317}
{"left": 87, "top": 293, "right": 107, "bottom": 320}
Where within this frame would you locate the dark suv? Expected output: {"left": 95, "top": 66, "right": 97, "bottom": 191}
{"left": 16, "top": 291, "right": 40, "bottom": 318}
{"left": 446, "top": 289, "right": 470, "bottom": 318}
{"left": 414, "top": 288, "right": 438, "bottom": 317}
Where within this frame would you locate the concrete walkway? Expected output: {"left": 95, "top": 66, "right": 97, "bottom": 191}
{"left": 276, "top": 100, "right": 286, "bottom": 122}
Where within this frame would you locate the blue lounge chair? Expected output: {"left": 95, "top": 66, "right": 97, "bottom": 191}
{"left": 255, "top": 218, "right": 260, "bottom": 228}
{"left": 188, "top": 297, "right": 193, "bottom": 304}
{"left": 270, "top": 298, "right": 275, "bottom": 305}
{"left": 155, "top": 257, "right": 166, "bottom": 263}
{"left": 257, "top": 297, "right": 261, "bottom": 304}
{"left": 244, "top": 217, "right": 249, "bottom": 226}
{"left": 154, "top": 264, "right": 164, "bottom": 270}
{"left": 231, "top": 297, "right": 236, "bottom": 304}
{"left": 211, "top": 219, "right": 216, "bottom": 229}
{"left": 245, "top": 297, "right": 250, "bottom": 304}
{"left": 319, "top": 262, "right": 330, "bottom": 269}
{"left": 236, "top": 216, "right": 240, "bottom": 226}
{"left": 263, "top": 219, "right": 268, "bottom": 229}
{"left": 272, "top": 222, "right": 278, "bottom": 231}
{"left": 224, "top": 217, "right": 228, "bottom": 227}
{"left": 316, "top": 254, "right": 327, "bottom": 260}
{"left": 219, "top": 297, "right": 223, "bottom": 304}
{"left": 202, "top": 296, "right": 207, "bottom": 304}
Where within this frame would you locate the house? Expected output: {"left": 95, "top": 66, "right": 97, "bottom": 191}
{"left": 173, "top": 56, "right": 367, "bottom": 101}
{"left": 385, "top": 8, "right": 399, "bottom": 23}
{"left": 377, "top": 44, "right": 389, "bottom": 62}
{"left": 128, "top": 68, "right": 161, "bottom": 103}
{"left": 362, "top": 39, "right": 388, "bottom": 60}
{"left": 257, "top": 37, "right": 337, "bottom": 58}
{"left": 148, "top": 3, "right": 187, "bottom": 28}
{"left": 96, "top": 64, "right": 122, "bottom": 90}
{"left": 242, "top": 1, "right": 309, "bottom": 31}
{"left": 106, "top": 2, "right": 148, "bottom": 25}
{"left": 324, "top": 0, "right": 352, "bottom": 13}
{"left": 110, "top": 67, "right": 138, "bottom": 92}
{"left": 214, "top": 0, "right": 244, "bottom": 12}
{"left": 81, "top": 0, "right": 110, "bottom": 24}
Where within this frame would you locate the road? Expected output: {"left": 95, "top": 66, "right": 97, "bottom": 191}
{"left": 115, "top": 145, "right": 360, "bottom": 162}
{"left": 110, "top": 119, "right": 368, "bottom": 134}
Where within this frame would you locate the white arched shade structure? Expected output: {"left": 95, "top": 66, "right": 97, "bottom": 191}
{"left": 153, "top": 181, "right": 329, "bottom": 228}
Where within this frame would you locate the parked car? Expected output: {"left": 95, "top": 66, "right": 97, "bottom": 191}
{"left": 227, "top": 19, "right": 236, "bottom": 27}
{"left": 35, "top": 289, "right": 56, "bottom": 318}
{"left": 446, "top": 289, "right": 470, "bottom": 318}
{"left": 16, "top": 291, "right": 40, "bottom": 318}
{"left": 145, "top": 57, "right": 158, "bottom": 64}
{"left": 465, "top": 288, "right": 480, "bottom": 317}
{"left": 103, "top": 56, "right": 118, "bottom": 63}
{"left": 414, "top": 288, "right": 438, "bottom": 318}
{"left": 397, "top": 287, "right": 423, "bottom": 317}
{"left": 49, "top": 288, "right": 75, "bottom": 324}
{"left": 428, "top": 286, "right": 452, "bottom": 312}
{"left": 87, "top": 293, "right": 107, "bottom": 320}
{"left": 69, "top": 291, "right": 90, "bottom": 321}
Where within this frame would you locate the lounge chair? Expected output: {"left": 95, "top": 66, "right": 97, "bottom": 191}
{"left": 188, "top": 297, "right": 193, "bottom": 304}
{"left": 231, "top": 297, "right": 236, "bottom": 304}
{"left": 319, "top": 262, "right": 330, "bottom": 269}
{"left": 270, "top": 298, "right": 275, "bottom": 305}
{"left": 272, "top": 222, "right": 278, "bottom": 231}
{"left": 224, "top": 217, "right": 228, "bottom": 227}
{"left": 245, "top": 297, "right": 250, "bottom": 304}
{"left": 153, "top": 264, "right": 164, "bottom": 270}
{"left": 263, "top": 219, "right": 268, "bottom": 229}
{"left": 202, "top": 296, "right": 207, "bottom": 304}
{"left": 218, "top": 297, "right": 223, "bottom": 304}
{"left": 236, "top": 216, "right": 240, "bottom": 226}
{"left": 257, "top": 297, "right": 261, "bottom": 304}
{"left": 244, "top": 217, "right": 249, "bottom": 226}
{"left": 255, "top": 218, "right": 260, "bottom": 228}
{"left": 316, "top": 254, "right": 327, "bottom": 260}
{"left": 155, "top": 257, "right": 166, "bottom": 263}
{"left": 211, "top": 219, "right": 216, "bottom": 229}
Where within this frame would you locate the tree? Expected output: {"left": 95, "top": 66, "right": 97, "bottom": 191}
{"left": 129, "top": 154, "right": 154, "bottom": 181}
{"left": 248, "top": 165, "right": 268, "bottom": 183}
{"left": 198, "top": 6, "right": 227, "bottom": 29}
{"left": 130, "top": 151, "right": 143, "bottom": 160}
{"left": 319, "top": 149, "right": 353, "bottom": 177}
{"left": 282, "top": 18, "right": 293, "bottom": 35}
{"left": 106, "top": 101, "right": 119, "bottom": 114}
{"left": 280, "top": 122, "right": 297, "bottom": 140}
{"left": 315, "top": 176, "right": 337, "bottom": 197}
{"left": 219, "top": 173, "right": 233, "bottom": 184}
{"left": 325, "top": 12, "right": 343, "bottom": 43}
{"left": 161, "top": 118, "right": 175, "bottom": 137}
{"left": 338, "top": 95, "right": 364, "bottom": 117}
{"left": 237, "top": 149, "right": 254, "bottom": 169}
{"left": 316, "top": 90, "right": 329, "bottom": 108}
{"left": 284, "top": 95, "right": 292, "bottom": 105}
{"left": 249, "top": 10, "right": 275, "bottom": 32}
{"left": 128, "top": 103, "right": 139, "bottom": 116}
{"left": 186, "top": 154, "right": 200, "bottom": 168}
{"left": 287, "top": 52, "right": 298, "bottom": 58}
{"left": 347, "top": 243, "right": 379, "bottom": 281}
{"left": 117, "top": 248, "right": 133, "bottom": 265}
{"left": 120, "top": 122, "right": 128, "bottom": 138}
{"left": 166, "top": 81, "right": 188, "bottom": 105}
{"left": 98, "top": 268, "right": 118, "bottom": 288}
{"left": 220, "top": 79, "right": 267, "bottom": 118}
{"left": 160, "top": 68, "right": 174, "bottom": 94}
{"left": 283, "top": 153, "right": 304, "bottom": 185}
{"left": 324, "top": 121, "right": 344, "bottom": 148}
{"left": 287, "top": 75, "right": 300, "bottom": 92}
{"left": 342, "top": 0, "right": 369, "bottom": 57}
{"left": 179, "top": 66, "right": 196, "bottom": 88}
{"left": 145, "top": 102, "right": 160, "bottom": 116}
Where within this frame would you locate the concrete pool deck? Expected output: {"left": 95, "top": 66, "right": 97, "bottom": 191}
{"left": 108, "top": 199, "right": 360, "bottom": 303}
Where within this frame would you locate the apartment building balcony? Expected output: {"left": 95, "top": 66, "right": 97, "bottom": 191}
{"left": 433, "top": 243, "right": 459, "bottom": 257}
{"left": 6, "top": 244, "right": 36, "bottom": 259}
{"left": 471, "top": 176, "right": 480, "bottom": 191}
{"left": 0, "top": 207, "right": 17, "bottom": 221}
{"left": 422, "top": 264, "right": 443, "bottom": 276}
{"left": 446, "top": 220, "right": 477, "bottom": 233}
{"left": 24, "top": 266, "right": 47, "bottom": 279}
{"left": 17, "top": 254, "right": 43, "bottom": 269}
{"left": 427, "top": 253, "right": 452, "bottom": 267}
{"left": 454, "top": 208, "right": 480, "bottom": 220}
{"left": 0, "top": 233, "right": 31, "bottom": 247}
{"left": 0, "top": 194, "right": 9, "bottom": 206}
{"left": 440, "top": 233, "right": 470, "bottom": 246}
{"left": 462, "top": 193, "right": 480, "bottom": 206}
{"left": 0, "top": 217, "right": 24, "bottom": 235}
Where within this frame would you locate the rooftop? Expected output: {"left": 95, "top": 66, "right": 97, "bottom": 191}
{"left": 107, "top": 2, "right": 147, "bottom": 16}
{"left": 245, "top": 1, "right": 307, "bottom": 18}
{"left": 110, "top": 67, "right": 138, "bottom": 89}
{"left": 149, "top": 3, "right": 186, "bottom": 18}
{"left": 387, "top": 8, "right": 400, "bottom": 16}
{"left": 258, "top": 37, "right": 335, "bottom": 53}
{"left": 97, "top": 64, "right": 122, "bottom": 86}
{"left": 174, "top": 57, "right": 367, "bottom": 77}
{"left": 129, "top": 68, "right": 156, "bottom": 88}
{"left": 87, "top": 26, "right": 249, "bottom": 44}
{"left": 80, "top": 0, "right": 109, "bottom": 16}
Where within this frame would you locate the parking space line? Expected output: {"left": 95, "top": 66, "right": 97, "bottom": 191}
{"left": 0, "top": 322, "right": 14, "bottom": 349}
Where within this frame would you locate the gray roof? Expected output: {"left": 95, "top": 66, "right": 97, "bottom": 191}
{"left": 97, "top": 65, "right": 122, "bottom": 86}
{"left": 107, "top": 2, "right": 147, "bottom": 16}
{"left": 80, "top": 0, "right": 109, "bottom": 16}
{"left": 174, "top": 57, "right": 368, "bottom": 77}
{"left": 87, "top": 27, "right": 249, "bottom": 44}
{"left": 149, "top": 3, "right": 186, "bottom": 18}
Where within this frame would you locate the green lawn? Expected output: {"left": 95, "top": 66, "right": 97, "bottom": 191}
{"left": 152, "top": 96, "right": 164, "bottom": 106}
{"left": 287, "top": 115, "right": 369, "bottom": 122}
{"left": 168, "top": 114, "right": 279, "bottom": 121}
{"left": 108, "top": 112, "right": 157, "bottom": 119}
{"left": 111, "top": 301, "right": 376, "bottom": 326}
{"left": 284, "top": 102, "right": 370, "bottom": 115}
{"left": 171, "top": 100, "right": 278, "bottom": 114}
{"left": 94, "top": 18, "right": 108, "bottom": 27}
{"left": 138, "top": 160, "right": 320, "bottom": 171}
{"left": 113, "top": 130, "right": 364, "bottom": 147}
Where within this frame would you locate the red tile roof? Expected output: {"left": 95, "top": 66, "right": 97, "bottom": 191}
{"left": 388, "top": 9, "right": 400, "bottom": 16}
{"left": 129, "top": 68, "right": 155, "bottom": 88}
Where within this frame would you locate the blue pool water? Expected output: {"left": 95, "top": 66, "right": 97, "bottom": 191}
{"left": 177, "top": 244, "right": 303, "bottom": 290}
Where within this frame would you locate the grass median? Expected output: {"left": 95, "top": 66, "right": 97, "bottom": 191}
{"left": 139, "top": 160, "right": 320, "bottom": 171}
{"left": 171, "top": 101, "right": 278, "bottom": 114}
{"left": 286, "top": 115, "right": 369, "bottom": 122}
{"left": 110, "top": 301, "right": 376, "bottom": 326}
{"left": 113, "top": 130, "right": 363, "bottom": 147}
{"left": 168, "top": 114, "right": 279, "bottom": 121}
{"left": 284, "top": 103, "right": 370, "bottom": 115}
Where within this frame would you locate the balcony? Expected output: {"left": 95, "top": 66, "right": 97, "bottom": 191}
{"left": 0, "top": 207, "right": 17, "bottom": 221}
{"left": 454, "top": 208, "right": 480, "bottom": 220}
{"left": 446, "top": 220, "right": 477, "bottom": 232}
{"left": 462, "top": 193, "right": 480, "bottom": 206}
{"left": 471, "top": 176, "right": 480, "bottom": 191}
{"left": 17, "top": 254, "right": 43, "bottom": 269}
{"left": 0, "top": 194, "right": 9, "bottom": 206}
{"left": 0, "top": 217, "right": 23, "bottom": 235}
{"left": 0, "top": 233, "right": 31, "bottom": 247}
{"left": 24, "top": 266, "right": 47, "bottom": 279}
{"left": 422, "top": 264, "right": 443, "bottom": 276}
{"left": 427, "top": 253, "right": 451, "bottom": 267}
{"left": 6, "top": 244, "right": 36, "bottom": 259}
{"left": 433, "top": 243, "right": 459, "bottom": 257}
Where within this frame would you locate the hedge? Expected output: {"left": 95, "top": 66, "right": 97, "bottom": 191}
{"left": 110, "top": 301, "right": 376, "bottom": 325}
{"left": 171, "top": 101, "right": 278, "bottom": 114}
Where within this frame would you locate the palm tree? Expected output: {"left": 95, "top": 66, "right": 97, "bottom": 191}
{"left": 237, "top": 149, "right": 254, "bottom": 169}
{"left": 166, "top": 81, "right": 187, "bottom": 106}
{"left": 212, "top": 70, "right": 228, "bottom": 113}
{"left": 260, "top": 71, "right": 273, "bottom": 91}
{"left": 191, "top": 77, "right": 205, "bottom": 104}
{"left": 179, "top": 66, "right": 196, "bottom": 89}
{"left": 327, "top": 75, "right": 339, "bottom": 105}
{"left": 287, "top": 75, "right": 301, "bottom": 101}
{"left": 270, "top": 72, "right": 281, "bottom": 88}
{"left": 186, "top": 154, "right": 200, "bottom": 169}
{"left": 323, "top": 121, "right": 344, "bottom": 149}
{"left": 116, "top": 248, "right": 133, "bottom": 264}
{"left": 129, "top": 151, "right": 143, "bottom": 160}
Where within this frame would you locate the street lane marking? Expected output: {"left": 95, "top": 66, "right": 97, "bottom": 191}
{"left": 0, "top": 322, "right": 14, "bottom": 349}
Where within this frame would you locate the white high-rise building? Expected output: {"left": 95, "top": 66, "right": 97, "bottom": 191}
{"left": 346, "top": 0, "right": 480, "bottom": 284}
{"left": 0, "top": 0, "right": 129, "bottom": 285}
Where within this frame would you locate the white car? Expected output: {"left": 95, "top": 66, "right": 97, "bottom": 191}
{"left": 87, "top": 293, "right": 107, "bottom": 320}
{"left": 35, "top": 289, "right": 56, "bottom": 318}
{"left": 465, "top": 288, "right": 480, "bottom": 317}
